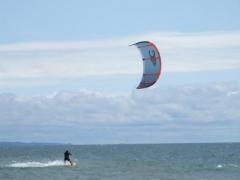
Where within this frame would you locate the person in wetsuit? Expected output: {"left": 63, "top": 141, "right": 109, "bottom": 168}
{"left": 64, "top": 150, "right": 73, "bottom": 166}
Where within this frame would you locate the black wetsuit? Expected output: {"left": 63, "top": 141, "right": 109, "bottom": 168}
{"left": 64, "top": 150, "right": 72, "bottom": 162}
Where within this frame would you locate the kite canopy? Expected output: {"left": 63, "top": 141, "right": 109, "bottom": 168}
{"left": 131, "top": 41, "right": 162, "bottom": 89}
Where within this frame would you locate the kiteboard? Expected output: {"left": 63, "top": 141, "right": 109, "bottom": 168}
{"left": 65, "top": 162, "right": 77, "bottom": 167}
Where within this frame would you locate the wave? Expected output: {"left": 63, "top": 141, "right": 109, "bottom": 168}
{"left": 8, "top": 160, "right": 70, "bottom": 168}
{"left": 216, "top": 163, "right": 239, "bottom": 169}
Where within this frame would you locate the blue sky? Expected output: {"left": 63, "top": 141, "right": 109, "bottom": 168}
{"left": 1, "top": 0, "right": 240, "bottom": 43}
{"left": 0, "top": 0, "right": 240, "bottom": 144}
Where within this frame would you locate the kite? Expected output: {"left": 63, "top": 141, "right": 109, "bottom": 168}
{"left": 131, "top": 41, "right": 162, "bottom": 89}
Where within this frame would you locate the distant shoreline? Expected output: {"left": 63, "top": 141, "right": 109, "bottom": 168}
{"left": 0, "top": 141, "right": 239, "bottom": 146}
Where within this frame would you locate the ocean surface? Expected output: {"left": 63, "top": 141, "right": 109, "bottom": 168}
{"left": 0, "top": 143, "right": 239, "bottom": 180}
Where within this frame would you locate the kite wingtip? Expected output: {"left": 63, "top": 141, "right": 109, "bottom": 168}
{"left": 136, "top": 85, "right": 144, "bottom": 89}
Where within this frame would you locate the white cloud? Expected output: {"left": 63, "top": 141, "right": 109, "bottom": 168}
{"left": 0, "top": 83, "right": 240, "bottom": 143}
{"left": 0, "top": 31, "right": 240, "bottom": 85}
{"left": 1, "top": 32, "right": 240, "bottom": 143}
{"left": 0, "top": 84, "right": 240, "bottom": 127}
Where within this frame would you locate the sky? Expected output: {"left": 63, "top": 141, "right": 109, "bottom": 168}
{"left": 0, "top": 0, "right": 240, "bottom": 144}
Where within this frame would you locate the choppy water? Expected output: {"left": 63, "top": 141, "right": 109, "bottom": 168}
{"left": 0, "top": 143, "right": 239, "bottom": 180}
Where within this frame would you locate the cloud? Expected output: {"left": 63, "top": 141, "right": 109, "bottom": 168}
{"left": 0, "top": 31, "right": 240, "bottom": 85}
{"left": 1, "top": 83, "right": 240, "bottom": 126}
{"left": 0, "top": 83, "right": 239, "bottom": 143}
{"left": 1, "top": 31, "right": 240, "bottom": 143}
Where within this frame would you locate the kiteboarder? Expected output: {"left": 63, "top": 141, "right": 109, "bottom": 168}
{"left": 64, "top": 150, "right": 73, "bottom": 166}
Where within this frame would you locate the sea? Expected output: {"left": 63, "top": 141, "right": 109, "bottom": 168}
{"left": 0, "top": 143, "right": 239, "bottom": 180}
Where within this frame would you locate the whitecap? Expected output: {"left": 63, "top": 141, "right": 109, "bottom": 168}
{"left": 216, "top": 164, "right": 224, "bottom": 169}
{"left": 8, "top": 160, "right": 67, "bottom": 168}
